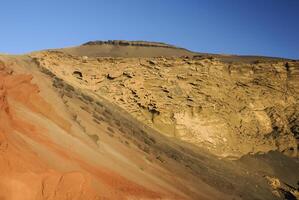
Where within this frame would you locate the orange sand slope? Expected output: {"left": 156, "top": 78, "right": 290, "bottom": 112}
{"left": 0, "top": 60, "right": 181, "bottom": 200}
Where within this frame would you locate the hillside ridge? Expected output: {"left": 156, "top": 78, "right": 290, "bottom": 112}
{"left": 82, "top": 40, "right": 189, "bottom": 50}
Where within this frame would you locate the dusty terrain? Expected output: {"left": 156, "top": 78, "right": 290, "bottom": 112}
{"left": 0, "top": 41, "right": 298, "bottom": 200}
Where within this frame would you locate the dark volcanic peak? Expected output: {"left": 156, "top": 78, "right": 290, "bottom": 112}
{"left": 82, "top": 40, "right": 186, "bottom": 50}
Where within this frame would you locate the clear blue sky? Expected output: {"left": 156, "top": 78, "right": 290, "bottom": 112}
{"left": 0, "top": 0, "right": 298, "bottom": 59}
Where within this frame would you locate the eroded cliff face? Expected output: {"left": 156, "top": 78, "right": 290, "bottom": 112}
{"left": 31, "top": 51, "right": 299, "bottom": 158}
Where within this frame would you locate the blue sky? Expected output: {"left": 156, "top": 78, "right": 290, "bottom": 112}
{"left": 0, "top": 0, "right": 298, "bottom": 59}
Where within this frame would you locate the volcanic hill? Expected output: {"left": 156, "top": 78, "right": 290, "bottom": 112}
{"left": 0, "top": 40, "right": 298, "bottom": 200}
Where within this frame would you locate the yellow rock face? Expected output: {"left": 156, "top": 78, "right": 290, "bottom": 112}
{"left": 31, "top": 51, "right": 299, "bottom": 158}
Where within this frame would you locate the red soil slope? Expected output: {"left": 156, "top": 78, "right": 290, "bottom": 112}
{"left": 0, "top": 61, "right": 167, "bottom": 200}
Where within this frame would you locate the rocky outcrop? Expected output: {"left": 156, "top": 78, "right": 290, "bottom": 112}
{"left": 265, "top": 176, "right": 299, "bottom": 199}
{"left": 31, "top": 51, "right": 299, "bottom": 158}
